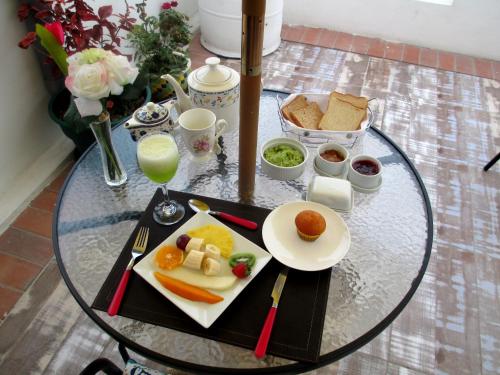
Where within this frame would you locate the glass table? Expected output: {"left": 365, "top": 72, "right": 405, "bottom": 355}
{"left": 54, "top": 90, "right": 433, "bottom": 373}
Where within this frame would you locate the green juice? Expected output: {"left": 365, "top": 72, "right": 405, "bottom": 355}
{"left": 137, "top": 134, "right": 179, "bottom": 184}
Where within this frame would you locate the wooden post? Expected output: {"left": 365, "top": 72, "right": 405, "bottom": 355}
{"left": 238, "top": 0, "right": 266, "bottom": 200}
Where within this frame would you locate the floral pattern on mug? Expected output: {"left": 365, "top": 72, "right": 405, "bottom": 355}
{"left": 192, "top": 135, "right": 211, "bottom": 153}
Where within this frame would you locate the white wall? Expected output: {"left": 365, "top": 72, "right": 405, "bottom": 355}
{"left": 282, "top": 0, "right": 500, "bottom": 60}
{"left": 0, "top": 0, "right": 199, "bottom": 230}
{"left": 0, "top": 2, "right": 73, "bottom": 230}
{"left": 95, "top": 0, "right": 199, "bottom": 19}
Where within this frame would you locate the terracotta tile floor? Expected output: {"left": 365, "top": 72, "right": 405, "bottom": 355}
{"left": 281, "top": 25, "right": 500, "bottom": 80}
{"left": 0, "top": 25, "right": 499, "bottom": 373}
{"left": 0, "top": 161, "right": 73, "bottom": 319}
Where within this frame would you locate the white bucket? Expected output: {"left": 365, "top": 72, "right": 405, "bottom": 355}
{"left": 198, "top": 0, "right": 283, "bottom": 58}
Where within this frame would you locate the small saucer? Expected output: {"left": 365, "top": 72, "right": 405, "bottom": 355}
{"left": 313, "top": 160, "right": 348, "bottom": 179}
{"left": 350, "top": 177, "right": 383, "bottom": 194}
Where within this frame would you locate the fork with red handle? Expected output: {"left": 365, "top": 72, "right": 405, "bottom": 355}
{"left": 107, "top": 227, "right": 149, "bottom": 316}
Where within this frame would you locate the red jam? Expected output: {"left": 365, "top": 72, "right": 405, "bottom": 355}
{"left": 352, "top": 159, "right": 380, "bottom": 175}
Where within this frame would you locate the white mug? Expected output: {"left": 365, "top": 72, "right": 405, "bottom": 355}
{"left": 178, "top": 108, "right": 227, "bottom": 158}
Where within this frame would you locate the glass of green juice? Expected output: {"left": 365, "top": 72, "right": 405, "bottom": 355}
{"left": 137, "top": 133, "right": 185, "bottom": 225}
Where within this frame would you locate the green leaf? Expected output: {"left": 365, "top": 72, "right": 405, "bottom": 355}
{"left": 35, "top": 24, "right": 68, "bottom": 76}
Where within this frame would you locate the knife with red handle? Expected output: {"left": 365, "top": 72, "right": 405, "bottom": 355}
{"left": 254, "top": 268, "right": 288, "bottom": 359}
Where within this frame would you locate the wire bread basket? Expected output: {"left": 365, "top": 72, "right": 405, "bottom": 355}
{"left": 276, "top": 93, "right": 379, "bottom": 150}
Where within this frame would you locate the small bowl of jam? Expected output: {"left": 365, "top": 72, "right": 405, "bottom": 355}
{"left": 348, "top": 155, "right": 382, "bottom": 192}
{"left": 315, "top": 142, "right": 349, "bottom": 176}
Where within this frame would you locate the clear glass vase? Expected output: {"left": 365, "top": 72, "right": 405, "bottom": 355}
{"left": 89, "top": 112, "right": 127, "bottom": 187}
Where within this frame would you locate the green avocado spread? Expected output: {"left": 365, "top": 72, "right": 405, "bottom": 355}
{"left": 264, "top": 144, "right": 304, "bottom": 167}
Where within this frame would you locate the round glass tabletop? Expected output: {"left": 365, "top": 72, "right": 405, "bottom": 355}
{"left": 54, "top": 90, "right": 432, "bottom": 373}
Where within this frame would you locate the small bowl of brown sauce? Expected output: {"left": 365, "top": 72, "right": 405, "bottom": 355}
{"left": 315, "top": 142, "right": 349, "bottom": 177}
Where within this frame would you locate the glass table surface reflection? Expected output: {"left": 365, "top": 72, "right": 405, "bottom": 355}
{"left": 54, "top": 90, "right": 432, "bottom": 373}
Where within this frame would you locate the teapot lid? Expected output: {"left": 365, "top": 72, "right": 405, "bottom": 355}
{"left": 134, "top": 102, "right": 169, "bottom": 124}
{"left": 189, "top": 57, "right": 239, "bottom": 92}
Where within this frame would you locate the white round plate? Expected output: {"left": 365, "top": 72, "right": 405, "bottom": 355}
{"left": 262, "top": 201, "right": 351, "bottom": 271}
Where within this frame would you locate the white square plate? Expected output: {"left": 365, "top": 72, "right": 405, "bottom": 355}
{"left": 133, "top": 212, "right": 273, "bottom": 328}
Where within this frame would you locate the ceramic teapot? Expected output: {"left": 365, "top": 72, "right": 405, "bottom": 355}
{"left": 162, "top": 57, "right": 240, "bottom": 132}
{"left": 124, "top": 101, "right": 176, "bottom": 141}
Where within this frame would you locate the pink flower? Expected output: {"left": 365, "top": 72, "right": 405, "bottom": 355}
{"left": 193, "top": 136, "right": 210, "bottom": 152}
{"left": 161, "top": 2, "right": 172, "bottom": 10}
{"left": 171, "top": 1, "right": 178, "bottom": 7}
{"left": 45, "top": 22, "right": 64, "bottom": 46}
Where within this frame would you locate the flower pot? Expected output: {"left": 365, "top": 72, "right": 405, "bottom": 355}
{"left": 48, "top": 87, "right": 151, "bottom": 157}
{"left": 150, "top": 58, "right": 191, "bottom": 102}
{"left": 199, "top": 0, "right": 283, "bottom": 58}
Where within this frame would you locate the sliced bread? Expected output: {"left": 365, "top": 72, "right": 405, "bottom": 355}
{"left": 281, "top": 95, "right": 308, "bottom": 121}
{"left": 330, "top": 91, "right": 368, "bottom": 110}
{"left": 318, "top": 96, "right": 366, "bottom": 131}
{"left": 290, "top": 102, "right": 324, "bottom": 129}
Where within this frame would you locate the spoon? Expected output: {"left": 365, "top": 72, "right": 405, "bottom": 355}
{"left": 188, "top": 199, "right": 258, "bottom": 230}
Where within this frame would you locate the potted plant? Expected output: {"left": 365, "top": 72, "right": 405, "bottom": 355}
{"left": 159, "top": 1, "right": 192, "bottom": 50}
{"left": 18, "top": 0, "right": 151, "bottom": 156}
{"left": 127, "top": 1, "right": 192, "bottom": 102}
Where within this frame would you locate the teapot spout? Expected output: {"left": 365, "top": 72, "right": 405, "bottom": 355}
{"left": 161, "top": 74, "right": 192, "bottom": 113}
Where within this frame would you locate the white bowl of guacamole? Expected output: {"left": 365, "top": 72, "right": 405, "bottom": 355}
{"left": 261, "top": 137, "right": 309, "bottom": 180}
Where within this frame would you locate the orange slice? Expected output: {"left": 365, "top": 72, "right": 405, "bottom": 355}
{"left": 155, "top": 245, "right": 184, "bottom": 270}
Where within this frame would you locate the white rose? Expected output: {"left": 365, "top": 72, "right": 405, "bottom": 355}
{"left": 104, "top": 54, "right": 139, "bottom": 95}
{"left": 68, "top": 48, "right": 108, "bottom": 65}
{"left": 65, "top": 61, "right": 110, "bottom": 100}
{"left": 73, "top": 97, "right": 103, "bottom": 117}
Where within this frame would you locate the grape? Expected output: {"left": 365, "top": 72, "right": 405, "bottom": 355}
{"left": 176, "top": 234, "right": 191, "bottom": 250}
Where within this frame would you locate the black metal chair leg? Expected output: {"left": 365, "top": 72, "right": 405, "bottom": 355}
{"left": 118, "top": 342, "right": 130, "bottom": 363}
{"left": 484, "top": 152, "right": 500, "bottom": 171}
{"left": 80, "top": 358, "right": 122, "bottom": 375}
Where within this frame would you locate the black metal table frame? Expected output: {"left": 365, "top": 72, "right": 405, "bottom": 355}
{"left": 53, "top": 90, "right": 433, "bottom": 374}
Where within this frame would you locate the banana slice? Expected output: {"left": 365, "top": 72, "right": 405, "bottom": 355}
{"left": 182, "top": 250, "right": 204, "bottom": 270}
{"left": 202, "top": 258, "right": 221, "bottom": 276}
{"left": 204, "top": 244, "right": 221, "bottom": 260}
{"left": 185, "top": 237, "right": 205, "bottom": 252}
